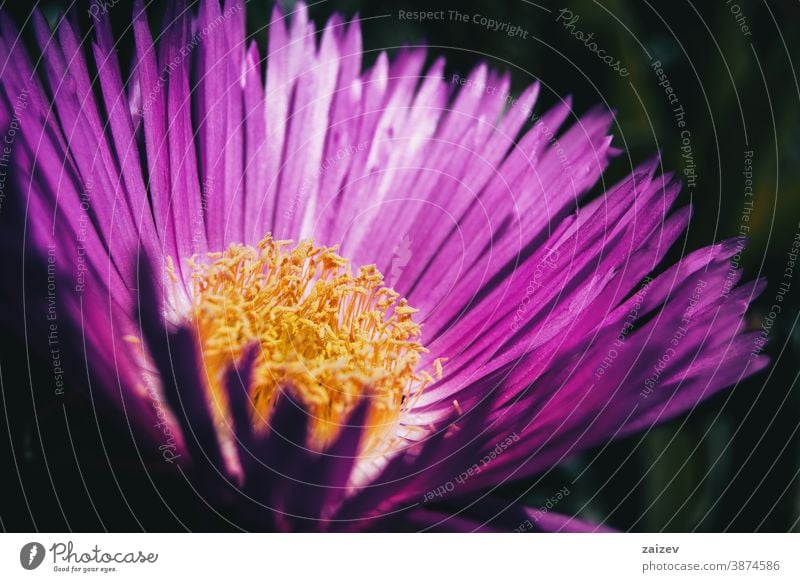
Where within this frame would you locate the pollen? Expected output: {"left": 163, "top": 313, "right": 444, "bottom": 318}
{"left": 187, "top": 234, "right": 433, "bottom": 452}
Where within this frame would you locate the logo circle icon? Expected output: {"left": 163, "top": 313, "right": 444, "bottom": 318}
{"left": 19, "top": 542, "right": 45, "bottom": 570}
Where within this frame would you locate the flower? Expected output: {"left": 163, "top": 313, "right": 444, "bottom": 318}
{"left": 0, "top": 0, "right": 767, "bottom": 532}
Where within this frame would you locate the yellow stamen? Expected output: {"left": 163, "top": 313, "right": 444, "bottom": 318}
{"left": 187, "top": 234, "right": 433, "bottom": 452}
{"left": 434, "top": 357, "right": 447, "bottom": 380}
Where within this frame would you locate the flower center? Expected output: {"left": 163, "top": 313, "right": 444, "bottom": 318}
{"left": 187, "top": 235, "right": 434, "bottom": 453}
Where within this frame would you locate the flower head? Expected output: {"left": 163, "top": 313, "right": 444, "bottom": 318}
{"left": 0, "top": 0, "right": 767, "bottom": 531}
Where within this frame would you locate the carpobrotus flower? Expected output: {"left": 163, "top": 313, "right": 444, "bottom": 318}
{"left": 0, "top": 0, "right": 767, "bottom": 531}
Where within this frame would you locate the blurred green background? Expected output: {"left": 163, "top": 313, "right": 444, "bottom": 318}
{"left": 14, "top": 0, "right": 800, "bottom": 531}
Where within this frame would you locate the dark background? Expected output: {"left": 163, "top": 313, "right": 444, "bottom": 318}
{"left": 3, "top": 0, "right": 799, "bottom": 531}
